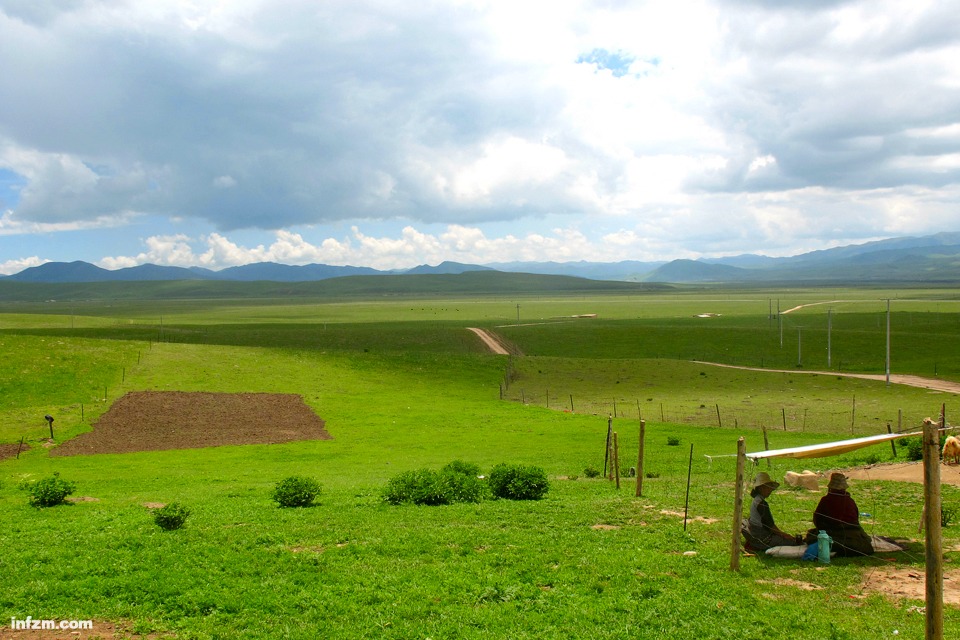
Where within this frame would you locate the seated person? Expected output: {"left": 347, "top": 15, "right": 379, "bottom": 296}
{"left": 744, "top": 472, "right": 804, "bottom": 551}
{"left": 809, "top": 472, "right": 874, "bottom": 557}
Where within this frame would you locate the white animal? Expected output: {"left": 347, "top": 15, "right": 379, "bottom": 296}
{"left": 784, "top": 470, "right": 819, "bottom": 491}
{"left": 943, "top": 435, "right": 960, "bottom": 465}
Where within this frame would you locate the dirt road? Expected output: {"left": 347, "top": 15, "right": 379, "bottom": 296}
{"left": 467, "top": 327, "right": 512, "bottom": 355}
{"left": 694, "top": 361, "right": 960, "bottom": 395}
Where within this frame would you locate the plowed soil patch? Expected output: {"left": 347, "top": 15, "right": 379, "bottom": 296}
{"left": 0, "top": 442, "right": 30, "bottom": 461}
{"left": 50, "top": 391, "right": 331, "bottom": 456}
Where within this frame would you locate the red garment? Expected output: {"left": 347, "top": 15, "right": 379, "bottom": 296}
{"left": 814, "top": 489, "right": 860, "bottom": 529}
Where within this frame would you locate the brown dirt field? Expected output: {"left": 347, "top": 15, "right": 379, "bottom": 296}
{"left": 861, "top": 568, "right": 960, "bottom": 606}
{"left": 0, "top": 620, "right": 169, "bottom": 640}
{"left": 0, "top": 442, "right": 31, "bottom": 462}
{"left": 841, "top": 461, "right": 960, "bottom": 486}
{"left": 49, "top": 391, "right": 331, "bottom": 457}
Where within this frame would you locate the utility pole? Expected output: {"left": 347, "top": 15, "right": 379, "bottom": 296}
{"left": 885, "top": 299, "right": 891, "bottom": 386}
{"left": 827, "top": 308, "right": 832, "bottom": 368}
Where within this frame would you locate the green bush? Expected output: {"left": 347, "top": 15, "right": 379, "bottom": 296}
{"left": 27, "top": 473, "right": 76, "bottom": 507}
{"left": 153, "top": 502, "right": 191, "bottom": 530}
{"left": 583, "top": 467, "right": 601, "bottom": 478}
{"left": 383, "top": 469, "right": 432, "bottom": 505}
{"left": 437, "top": 467, "right": 486, "bottom": 504}
{"left": 488, "top": 463, "right": 549, "bottom": 501}
{"left": 382, "top": 462, "right": 487, "bottom": 506}
{"left": 905, "top": 438, "right": 923, "bottom": 461}
{"left": 272, "top": 476, "right": 322, "bottom": 508}
{"left": 442, "top": 459, "right": 482, "bottom": 478}
{"left": 667, "top": 436, "right": 681, "bottom": 446}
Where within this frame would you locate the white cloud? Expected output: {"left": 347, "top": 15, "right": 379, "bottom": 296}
{"left": 0, "top": 255, "right": 47, "bottom": 275}
{"left": 0, "top": 0, "right": 959, "bottom": 266}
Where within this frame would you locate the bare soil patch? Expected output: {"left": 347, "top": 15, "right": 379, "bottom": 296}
{"left": 49, "top": 391, "right": 331, "bottom": 457}
{"left": 0, "top": 620, "right": 169, "bottom": 639}
{"left": 0, "top": 442, "right": 30, "bottom": 461}
{"left": 861, "top": 568, "right": 960, "bottom": 606}
{"left": 841, "top": 461, "right": 960, "bottom": 486}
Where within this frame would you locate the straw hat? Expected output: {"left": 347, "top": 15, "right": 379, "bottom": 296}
{"left": 828, "top": 472, "right": 849, "bottom": 490}
{"left": 753, "top": 471, "right": 779, "bottom": 490}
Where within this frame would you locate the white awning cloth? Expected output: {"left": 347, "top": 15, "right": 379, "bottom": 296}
{"left": 745, "top": 431, "right": 923, "bottom": 460}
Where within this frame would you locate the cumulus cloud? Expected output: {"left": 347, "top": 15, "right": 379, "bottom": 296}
{"left": 0, "top": 0, "right": 959, "bottom": 267}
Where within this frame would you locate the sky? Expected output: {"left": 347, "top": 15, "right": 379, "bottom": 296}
{"left": 1, "top": 0, "right": 959, "bottom": 274}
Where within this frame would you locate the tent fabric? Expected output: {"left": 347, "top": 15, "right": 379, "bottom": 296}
{"left": 745, "top": 431, "right": 922, "bottom": 460}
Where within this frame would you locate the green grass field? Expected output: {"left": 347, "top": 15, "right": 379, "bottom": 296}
{"left": 1, "top": 286, "right": 959, "bottom": 639}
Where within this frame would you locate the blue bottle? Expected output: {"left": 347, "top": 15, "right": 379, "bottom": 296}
{"left": 817, "top": 530, "right": 832, "bottom": 564}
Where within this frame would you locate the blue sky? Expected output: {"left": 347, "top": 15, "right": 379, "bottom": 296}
{"left": 1, "top": 0, "right": 959, "bottom": 274}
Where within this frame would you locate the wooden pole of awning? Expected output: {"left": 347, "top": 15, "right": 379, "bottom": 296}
{"left": 730, "top": 437, "right": 746, "bottom": 571}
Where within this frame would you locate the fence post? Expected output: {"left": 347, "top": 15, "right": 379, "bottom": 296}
{"left": 635, "top": 419, "right": 645, "bottom": 497}
{"left": 613, "top": 432, "right": 621, "bottom": 490}
{"left": 603, "top": 416, "right": 612, "bottom": 477}
{"left": 730, "top": 437, "right": 746, "bottom": 571}
{"left": 923, "top": 412, "right": 944, "bottom": 639}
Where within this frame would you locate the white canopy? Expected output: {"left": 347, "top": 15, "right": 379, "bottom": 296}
{"left": 745, "top": 431, "right": 923, "bottom": 460}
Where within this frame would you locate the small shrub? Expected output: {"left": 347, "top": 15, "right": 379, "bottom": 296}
{"left": 667, "top": 436, "right": 681, "bottom": 446}
{"left": 905, "top": 438, "right": 923, "bottom": 462}
{"left": 442, "top": 460, "right": 482, "bottom": 478}
{"left": 27, "top": 473, "right": 75, "bottom": 507}
{"left": 583, "top": 467, "right": 601, "bottom": 478}
{"left": 862, "top": 453, "right": 881, "bottom": 465}
{"left": 153, "top": 502, "right": 191, "bottom": 530}
{"left": 437, "top": 468, "right": 486, "bottom": 503}
{"left": 383, "top": 469, "right": 430, "bottom": 505}
{"left": 383, "top": 465, "right": 486, "bottom": 506}
{"left": 488, "top": 463, "right": 549, "bottom": 501}
{"left": 943, "top": 506, "right": 957, "bottom": 528}
{"left": 272, "top": 476, "right": 322, "bottom": 508}
{"left": 645, "top": 471, "right": 660, "bottom": 479}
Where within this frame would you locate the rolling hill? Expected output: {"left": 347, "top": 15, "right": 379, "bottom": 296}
{"left": 3, "top": 232, "right": 960, "bottom": 286}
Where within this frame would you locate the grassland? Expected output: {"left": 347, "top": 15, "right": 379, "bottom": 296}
{"left": 1, "top": 285, "right": 959, "bottom": 639}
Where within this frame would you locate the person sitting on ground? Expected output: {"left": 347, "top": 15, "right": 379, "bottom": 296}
{"left": 809, "top": 472, "right": 874, "bottom": 557}
{"left": 745, "top": 472, "right": 804, "bottom": 551}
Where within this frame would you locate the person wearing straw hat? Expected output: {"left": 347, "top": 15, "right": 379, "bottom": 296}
{"left": 810, "top": 472, "right": 873, "bottom": 557}
{"left": 745, "top": 472, "right": 804, "bottom": 551}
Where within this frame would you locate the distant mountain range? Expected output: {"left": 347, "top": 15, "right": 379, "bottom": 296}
{"left": 4, "top": 232, "right": 960, "bottom": 284}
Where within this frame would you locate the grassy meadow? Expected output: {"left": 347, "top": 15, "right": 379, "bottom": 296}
{"left": 1, "top": 286, "right": 959, "bottom": 639}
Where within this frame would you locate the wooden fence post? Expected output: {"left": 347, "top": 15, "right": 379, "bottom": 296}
{"left": 613, "top": 432, "right": 621, "bottom": 490}
{"left": 730, "top": 437, "right": 746, "bottom": 571}
{"left": 603, "top": 416, "right": 612, "bottom": 477}
{"left": 761, "top": 425, "right": 771, "bottom": 469}
{"left": 635, "top": 419, "right": 646, "bottom": 497}
{"left": 923, "top": 411, "right": 944, "bottom": 640}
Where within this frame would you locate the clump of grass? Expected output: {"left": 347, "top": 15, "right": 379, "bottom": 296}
{"left": 153, "top": 502, "right": 191, "bottom": 530}
{"left": 943, "top": 506, "right": 957, "bottom": 527}
{"left": 382, "top": 461, "right": 486, "bottom": 506}
{"left": 25, "top": 473, "right": 75, "bottom": 508}
{"left": 272, "top": 476, "right": 322, "bottom": 508}
{"left": 487, "top": 463, "right": 549, "bottom": 501}
{"left": 667, "top": 436, "right": 681, "bottom": 446}
{"left": 905, "top": 438, "right": 923, "bottom": 461}
{"left": 583, "top": 467, "right": 601, "bottom": 478}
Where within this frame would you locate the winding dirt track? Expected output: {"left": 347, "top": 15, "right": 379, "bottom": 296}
{"left": 467, "top": 327, "right": 512, "bottom": 355}
{"left": 694, "top": 361, "right": 960, "bottom": 395}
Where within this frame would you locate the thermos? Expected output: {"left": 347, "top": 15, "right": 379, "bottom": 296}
{"left": 817, "top": 530, "right": 832, "bottom": 563}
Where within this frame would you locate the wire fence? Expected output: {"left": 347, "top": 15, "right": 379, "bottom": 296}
{"left": 501, "top": 388, "right": 942, "bottom": 438}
